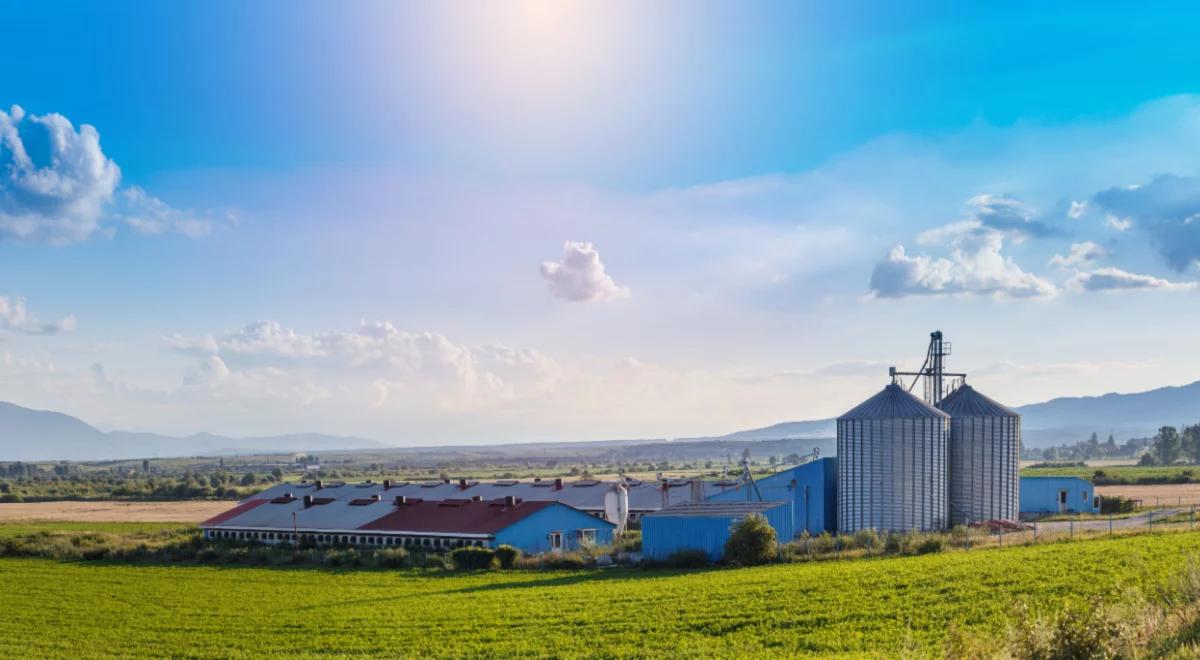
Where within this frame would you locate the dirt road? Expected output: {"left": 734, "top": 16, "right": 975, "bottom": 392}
{"left": 0, "top": 500, "right": 235, "bottom": 523}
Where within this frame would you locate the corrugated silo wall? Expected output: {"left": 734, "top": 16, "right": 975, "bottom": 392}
{"left": 837, "top": 417, "right": 948, "bottom": 533}
{"left": 948, "top": 415, "right": 1020, "bottom": 525}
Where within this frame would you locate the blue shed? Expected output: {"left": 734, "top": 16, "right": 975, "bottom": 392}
{"left": 1019, "top": 476, "right": 1100, "bottom": 518}
{"left": 492, "top": 501, "right": 616, "bottom": 554}
{"left": 705, "top": 457, "right": 837, "bottom": 536}
{"left": 641, "top": 501, "right": 793, "bottom": 562}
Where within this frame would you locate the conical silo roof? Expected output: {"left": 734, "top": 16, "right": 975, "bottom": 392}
{"left": 938, "top": 384, "right": 1019, "bottom": 417}
{"left": 837, "top": 383, "right": 949, "bottom": 421}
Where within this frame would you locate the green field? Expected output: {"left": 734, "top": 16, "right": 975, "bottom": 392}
{"left": 1, "top": 528, "right": 1197, "bottom": 657}
{"left": 1022, "top": 464, "right": 1197, "bottom": 484}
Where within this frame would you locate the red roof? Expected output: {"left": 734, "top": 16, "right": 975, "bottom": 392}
{"left": 200, "top": 498, "right": 268, "bottom": 526}
{"left": 357, "top": 499, "right": 556, "bottom": 535}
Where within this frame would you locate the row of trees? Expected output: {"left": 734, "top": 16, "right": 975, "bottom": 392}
{"left": 1142, "top": 424, "right": 1200, "bottom": 465}
{"left": 1025, "top": 433, "right": 1149, "bottom": 462}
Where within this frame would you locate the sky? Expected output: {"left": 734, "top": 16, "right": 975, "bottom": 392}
{"left": 5, "top": 1, "right": 1200, "bottom": 444}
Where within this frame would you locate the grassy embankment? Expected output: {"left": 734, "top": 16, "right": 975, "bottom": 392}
{"left": 1, "top": 521, "right": 1200, "bottom": 657}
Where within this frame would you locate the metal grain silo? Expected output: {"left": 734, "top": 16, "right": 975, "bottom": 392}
{"left": 837, "top": 383, "right": 949, "bottom": 533}
{"left": 938, "top": 384, "right": 1020, "bottom": 526}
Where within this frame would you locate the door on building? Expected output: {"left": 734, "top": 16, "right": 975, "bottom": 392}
{"left": 1058, "top": 490, "right": 1068, "bottom": 513}
{"left": 549, "top": 531, "right": 563, "bottom": 553}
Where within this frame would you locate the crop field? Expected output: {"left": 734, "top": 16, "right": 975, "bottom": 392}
{"left": 0, "top": 500, "right": 233, "bottom": 523}
{"left": 1022, "top": 464, "right": 1197, "bottom": 484}
{"left": 1, "top": 528, "right": 1198, "bottom": 657}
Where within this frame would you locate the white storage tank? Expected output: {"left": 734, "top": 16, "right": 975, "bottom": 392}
{"left": 837, "top": 383, "right": 949, "bottom": 533}
{"left": 938, "top": 384, "right": 1020, "bottom": 525}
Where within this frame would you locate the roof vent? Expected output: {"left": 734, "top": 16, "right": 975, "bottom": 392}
{"left": 471, "top": 495, "right": 483, "bottom": 502}
{"left": 394, "top": 495, "right": 407, "bottom": 506}
{"left": 383, "top": 479, "right": 392, "bottom": 490}
{"left": 459, "top": 479, "right": 469, "bottom": 490}
{"left": 303, "top": 494, "right": 314, "bottom": 509}
{"left": 554, "top": 478, "right": 563, "bottom": 490}
{"left": 314, "top": 479, "right": 324, "bottom": 490}
{"left": 504, "top": 495, "right": 517, "bottom": 507}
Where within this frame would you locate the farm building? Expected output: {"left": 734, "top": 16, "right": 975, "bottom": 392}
{"left": 705, "top": 457, "right": 836, "bottom": 535}
{"left": 249, "top": 477, "right": 739, "bottom": 524}
{"left": 641, "top": 501, "right": 793, "bottom": 562}
{"left": 200, "top": 493, "right": 614, "bottom": 555}
{"left": 1018, "top": 476, "right": 1100, "bottom": 518}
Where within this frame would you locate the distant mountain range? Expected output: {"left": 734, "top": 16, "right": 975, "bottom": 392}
{"left": 712, "top": 380, "right": 1200, "bottom": 448}
{"left": 2, "top": 378, "right": 1198, "bottom": 461}
{"left": 0, "top": 401, "right": 384, "bottom": 461}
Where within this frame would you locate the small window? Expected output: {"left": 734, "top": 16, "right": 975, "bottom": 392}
{"left": 1082, "top": 491, "right": 1089, "bottom": 502}
{"left": 580, "top": 529, "right": 597, "bottom": 545}
{"left": 549, "top": 531, "right": 563, "bottom": 552}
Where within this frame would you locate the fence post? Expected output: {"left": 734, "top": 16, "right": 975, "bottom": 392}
{"left": 1033, "top": 522, "right": 1037, "bottom": 543}
{"left": 1069, "top": 519, "right": 1074, "bottom": 539}
{"left": 1109, "top": 514, "right": 1113, "bottom": 537}
{"left": 1149, "top": 511, "right": 1154, "bottom": 532}
{"left": 1192, "top": 505, "right": 1196, "bottom": 531}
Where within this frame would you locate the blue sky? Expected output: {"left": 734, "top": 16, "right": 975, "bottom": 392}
{"left": 4, "top": 1, "right": 1200, "bottom": 444}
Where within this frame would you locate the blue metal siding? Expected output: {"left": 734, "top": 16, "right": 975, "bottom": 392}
{"left": 642, "top": 502, "right": 793, "bottom": 561}
{"left": 705, "top": 458, "right": 837, "bottom": 535}
{"left": 1019, "top": 477, "right": 1099, "bottom": 515}
{"left": 493, "top": 503, "right": 615, "bottom": 554}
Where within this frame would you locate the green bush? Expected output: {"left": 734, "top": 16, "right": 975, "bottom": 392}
{"left": 915, "top": 536, "right": 944, "bottom": 555}
{"left": 373, "top": 547, "right": 410, "bottom": 568}
{"left": 723, "top": 513, "right": 777, "bottom": 566}
{"left": 494, "top": 545, "right": 520, "bottom": 569}
{"left": 666, "top": 549, "right": 710, "bottom": 568}
{"left": 613, "top": 530, "right": 641, "bottom": 553}
{"left": 450, "top": 546, "right": 496, "bottom": 570}
{"left": 522, "top": 551, "right": 589, "bottom": 570}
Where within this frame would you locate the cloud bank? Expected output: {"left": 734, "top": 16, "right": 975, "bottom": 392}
{"left": 0, "top": 295, "right": 75, "bottom": 335}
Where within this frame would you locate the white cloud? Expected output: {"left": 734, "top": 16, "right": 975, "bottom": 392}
{"left": 1106, "top": 215, "right": 1133, "bottom": 232}
{"left": 1067, "top": 200, "right": 1088, "bottom": 219}
{"left": 0, "top": 105, "right": 120, "bottom": 243}
{"left": 119, "top": 186, "right": 224, "bottom": 238}
{"left": 1049, "top": 241, "right": 1107, "bottom": 268}
{"left": 1067, "top": 267, "right": 1197, "bottom": 292}
{"left": 0, "top": 295, "right": 75, "bottom": 335}
{"left": 167, "top": 320, "right": 563, "bottom": 411}
{"left": 540, "top": 241, "right": 629, "bottom": 302}
{"left": 870, "top": 229, "right": 1057, "bottom": 299}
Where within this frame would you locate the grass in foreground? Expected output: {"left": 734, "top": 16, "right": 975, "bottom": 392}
{"left": 1, "top": 530, "right": 1199, "bottom": 657}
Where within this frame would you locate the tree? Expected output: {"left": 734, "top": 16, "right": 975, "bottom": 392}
{"left": 724, "top": 513, "right": 777, "bottom": 565}
{"left": 1154, "top": 426, "right": 1182, "bottom": 465}
{"left": 768, "top": 456, "right": 778, "bottom": 466}
{"left": 142, "top": 459, "right": 151, "bottom": 473}
{"left": 240, "top": 472, "right": 257, "bottom": 486}
{"left": 1183, "top": 424, "right": 1200, "bottom": 464}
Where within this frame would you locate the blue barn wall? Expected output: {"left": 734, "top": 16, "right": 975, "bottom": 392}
{"left": 706, "top": 458, "right": 837, "bottom": 535}
{"left": 494, "top": 503, "right": 615, "bottom": 554}
{"left": 1019, "top": 476, "right": 1099, "bottom": 517}
{"left": 641, "top": 502, "right": 794, "bottom": 562}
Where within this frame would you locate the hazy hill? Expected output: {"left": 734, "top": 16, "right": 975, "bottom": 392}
{"left": 3, "top": 377, "right": 1199, "bottom": 461}
{"left": 709, "top": 379, "right": 1200, "bottom": 448}
{"left": 0, "top": 402, "right": 385, "bottom": 461}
